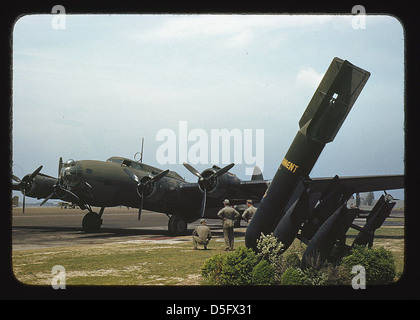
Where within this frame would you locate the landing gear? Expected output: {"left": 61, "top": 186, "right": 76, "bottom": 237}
{"left": 82, "top": 207, "right": 104, "bottom": 233}
{"left": 168, "top": 214, "right": 188, "bottom": 236}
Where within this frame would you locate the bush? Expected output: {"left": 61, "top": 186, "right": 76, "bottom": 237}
{"left": 280, "top": 245, "right": 396, "bottom": 286}
{"left": 281, "top": 266, "right": 331, "bottom": 285}
{"left": 320, "top": 263, "right": 352, "bottom": 285}
{"left": 281, "top": 267, "right": 310, "bottom": 285}
{"left": 285, "top": 252, "right": 301, "bottom": 269}
{"left": 341, "top": 246, "right": 396, "bottom": 285}
{"left": 201, "top": 247, "right": 260, "bottom": 285}
{"left": 252, "top": 260, "right": 275, "bottom": 285}
{"left": 219, "top": 246, "right": 260, "bottom": 285}
{"left": 202, "top": 238, "right": 397, "bottom": 286}
{"left": 201, "top": 253, "right": 226, "bottom": 285}
{"left": 256, "top": 233, "right": 284, "bottom": 264}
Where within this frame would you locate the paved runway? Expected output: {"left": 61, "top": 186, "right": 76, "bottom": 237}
{"left": 11, "top": 206, "right": 403, "bottom": 251}
{"left": 11, "top": 206, "right": 243, "bottom": 251}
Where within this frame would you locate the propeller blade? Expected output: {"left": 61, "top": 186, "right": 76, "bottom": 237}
{"left": 40, "top": 192, "right": 54, "bottom": 206}
{"left": 123, "top": 168, "right": 150, "bottom": 221}
{"left": 138, "top": 191, "right": 144, "bottom": 221}
{"left": 58, "top": 157, "right": 63, "bottom": 178}
{"left": 12, "top": 175, "right": 21, "bottom": 183}
{"left": 149, "top": 169, "right": 169, "bottom": 184}
{"left": 123, "top": 168, "right": 140, "bottom": 184}
{"left": 28, "top": 165, "right": 43, "bottom": 182}
{"left": 63, "top": 188, "right": 81, "bottom": 203}
{"left": 183, "top": 163, "right": 202, "bottom": 179}
{"left": 210, "top": 163, "right": 234, "bottom": 179}
{"left": 22, "top": 190, "right": 26, "bottom": 214}
{"left": 200, "top": 187, "right": 207, "bottom": 218}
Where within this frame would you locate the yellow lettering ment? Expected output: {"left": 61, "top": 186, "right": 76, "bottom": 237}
{"left": 280, "top": 158, "right": 299, "bottom": 173}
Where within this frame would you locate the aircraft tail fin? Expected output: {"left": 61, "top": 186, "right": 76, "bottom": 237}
{"left": 251, "top": 166, "right": 264, "bottom": 181}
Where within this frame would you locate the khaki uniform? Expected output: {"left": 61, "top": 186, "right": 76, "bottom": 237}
{"left": 242, "top": 205, "right": 256, "bottom": 223}
{"left": 192, "top": 225, "right": 212, "bottom": 249}
{"left": 217, "top": 206, "right": 240, "bottom": 250}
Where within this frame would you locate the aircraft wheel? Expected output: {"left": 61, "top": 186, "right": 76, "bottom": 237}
{"left": 168, "top": 214, "right": 188, "bottom": 236}
{"left": 82, "top": 212, "right": 102, "bottom": 233}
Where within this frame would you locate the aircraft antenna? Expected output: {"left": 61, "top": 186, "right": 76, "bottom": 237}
{"left": 134, "top": 138, "right": 144, "bottom": 163}
{"left": 140, "top": 138, "right": 144, "bottom": 163}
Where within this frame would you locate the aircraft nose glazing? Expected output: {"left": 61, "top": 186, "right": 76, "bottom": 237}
{"left": 61, "top": 159, "right": 82, "bottom": 187}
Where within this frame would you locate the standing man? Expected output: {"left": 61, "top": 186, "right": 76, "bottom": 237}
{"left": 242, "top": 200, "right": 257, "bottom": 225}
{"left": 217, "top": 199, "right": 240, "bottom": 251}
{"left": 192, "top": 219, "right": 212, "bottom": 250}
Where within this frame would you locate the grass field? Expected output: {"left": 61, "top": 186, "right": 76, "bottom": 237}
{"left": 12, "top": 237, "right": 234, "bottom": 286}
{"left": 12, "top": 220, "right": 405, "bottom": 286}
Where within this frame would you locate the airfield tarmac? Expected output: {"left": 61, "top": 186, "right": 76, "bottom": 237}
{"left": 11, "top": 206, "right": 404, "bottom": 251}
{"left": 11, "top": 207, "right": 238, "bottom": 251}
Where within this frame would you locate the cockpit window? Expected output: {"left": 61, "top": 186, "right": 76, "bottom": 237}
{"left": 106, "top": 158, "right": 123, "bottom": 165}
{"left": 122, "top": 159, "right": 131, "bottom": 167}
{"left": 130, "top": 162, "right": 145, "bottom": 171}
{"left": 107, "top": 157, "right": 185, "bottom": 181}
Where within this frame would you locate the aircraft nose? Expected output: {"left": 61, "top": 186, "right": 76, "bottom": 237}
{"left": 61, "top": 159, "right": 82, "bottom": 187}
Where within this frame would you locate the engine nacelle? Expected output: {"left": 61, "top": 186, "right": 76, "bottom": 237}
{"left": 198, "top": 166, "right": 241, "bottom": 199}
{"left": 25, "top": 175, "right": 56, "bottom": 199}
{"left": 142, "top": 176, "right": 170, "bottom": 203}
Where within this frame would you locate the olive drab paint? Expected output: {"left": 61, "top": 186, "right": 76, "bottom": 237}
{"left": 245, "top": 58, "right": 371, "bottom": 250}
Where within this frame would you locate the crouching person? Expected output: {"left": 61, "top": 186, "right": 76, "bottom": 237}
{"left": 192, "top": 219, "right": 212, "bottom": 250}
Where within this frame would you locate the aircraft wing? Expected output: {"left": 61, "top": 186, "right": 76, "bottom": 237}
{"left": 37, "top": 172, "right": 58, "bottom": 180}
{"left": 238, "top": 174, "right": 404, "bottom": 201}
{"left": 306, "top": 174, "right": 404, "bottom": 194}
{"left": 179, "top": 174, "right": 404, "bottom": 207}
{"left": 238, "top": 180, "right": 270, "bottom": 199}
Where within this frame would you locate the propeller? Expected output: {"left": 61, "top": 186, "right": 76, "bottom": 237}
{"left": 40, "top": 157, "right": 81, "bottom": 207}
{"left": 58, "top": 157, "right": 63, "bottom": 177}
{"left": 12, "top": 165, "right": 43, "bottom": 213}
{"left": 183, "top": 162, "right": 234, "bottom": 217}
{"left": 123, "top": 168, "right": 169, "bottom": 221}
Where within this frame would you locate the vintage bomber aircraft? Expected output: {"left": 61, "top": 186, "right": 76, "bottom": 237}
{"left": 12, "top": 157, "right": 269, "bottom": 234}
{"left": 12, "top": 58, "right": 404, "bottom": 247}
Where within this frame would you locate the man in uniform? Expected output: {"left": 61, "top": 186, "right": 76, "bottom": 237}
{"left": 192, "top": 219, "right": 212, "bottom": 250}
{"left": 217, "top": 199, "right": 240, "bottom": 251}
{"left": 242, "top": 199, "right": 257, "bottom": 225}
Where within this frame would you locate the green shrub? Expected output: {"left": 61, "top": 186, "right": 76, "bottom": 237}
{"left": 281, "top": 266, "right": 331, "bottom": 285}
{"left": 320, "top": 263, "right": 352, "bottom": 285}
{"left": 252, "top": 259, "right": 275, "bottom": 285}
{"left": 201, "top": 253, "right": 226, "bottom": 285}
{"left": 202, "top": 241, "right": 396, "bottom": 286}
{"left": 302, "top": 266, "right": 329, "bottom": 285}
{"left": 256, "top": 233, "right": 284, "bottom": 264}
{"left": 285, "top": 252, "right": 301, "bottom": 269}
{"left": 281, "top": 267, "right": 310, "bottom": 285}
{"left": 219, "top": 246, "right": 260, "bottom": 285}
{"left": 201, "top": 246, "right": 260, "bottom": 285}
{"left": 341, "top": 246, "right": 396, "bottom": 285}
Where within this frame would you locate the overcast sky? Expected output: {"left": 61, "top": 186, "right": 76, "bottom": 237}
{"left": 12, "top": 14, "right": 405, "bottom": 200}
